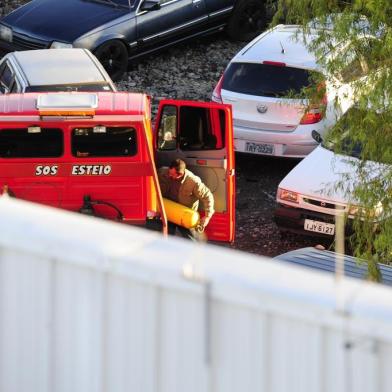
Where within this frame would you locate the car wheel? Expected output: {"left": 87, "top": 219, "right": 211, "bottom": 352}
{"left": 226, "top": 0, "right": 274, "bottom": 41}
{"left": 94, "top": 40, "right": 128, "bottom": 81}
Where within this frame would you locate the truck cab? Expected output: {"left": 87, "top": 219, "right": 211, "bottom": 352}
{"left": 0, "top": 91, "right": 235, "bottom": 242}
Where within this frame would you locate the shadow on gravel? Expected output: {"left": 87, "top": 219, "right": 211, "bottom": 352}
{"left": 232, "top": 153, "right": 327, "bottom": 257}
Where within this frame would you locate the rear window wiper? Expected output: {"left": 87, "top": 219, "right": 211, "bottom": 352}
{"left": 258, "top": 90, "right": 280, "bottom": 97}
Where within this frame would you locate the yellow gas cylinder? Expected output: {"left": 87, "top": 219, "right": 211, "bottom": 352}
{"left": 163, "top": 198, "right": 200, "bottom": 229}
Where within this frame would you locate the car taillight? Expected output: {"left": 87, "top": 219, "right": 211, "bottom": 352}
{"left": 212, "top": 74, "right": 224, "bottom": 103}
{"left": 300, "top": 83, "right": 327, "bottom": 125}
{"left": 300, "top": 107, "right": 325, "bottom": 124}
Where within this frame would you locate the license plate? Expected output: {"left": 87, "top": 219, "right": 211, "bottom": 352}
{"left": 245, "top": 142, "right": 274, "bottom": 155}
{"left": 304, "top": 219, "right": 335, "bottom": 235}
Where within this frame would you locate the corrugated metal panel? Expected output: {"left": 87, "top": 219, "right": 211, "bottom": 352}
{"left": 0, "top": 197, "right": 391, "bottom": 392}
{"left": 274, "top": 247, "right": 392, "bottom": 286}
{"left": 211, "top": 304, "right": 266, "bottom": 391}
{"left": 0, "top": 250, "right": 51, "bottom": 392}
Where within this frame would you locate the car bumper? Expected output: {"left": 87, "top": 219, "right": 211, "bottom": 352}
{"left": 233, "top": 124, "right": 320, "bottom": 158}
{"left": 234, "top": 138, "right": 317, "bottom": 158}
{"left": 0, "top": 34, "right": 50, "bottom": 55}
{"left": 274, "top": 204, "right": 353, "bottom": 238}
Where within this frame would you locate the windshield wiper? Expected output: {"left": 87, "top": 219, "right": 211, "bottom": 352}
{"left": 84, "top": 0, "right": 128, "bottom": 9}
{"left": 101, "top": 0, "right": 120, "bottom": 6}
{"left": 258, "top": 90, "right": 280, "bottom": 97}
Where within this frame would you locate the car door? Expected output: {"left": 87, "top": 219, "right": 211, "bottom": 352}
{"left": 136, "top": 0, "right": 208, "bottom": 51}
{"left": 154, "top": 99, "right": 235, "bottom": 242}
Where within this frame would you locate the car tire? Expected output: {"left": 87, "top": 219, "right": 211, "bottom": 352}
{"left": 94, "top": 40, "right": 128, "bottom": 81}
{"left": 226, "top": 0, "right": 273, "bottom": 41}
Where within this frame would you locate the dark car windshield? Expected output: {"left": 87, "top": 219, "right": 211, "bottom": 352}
{"left": 25, "top": 84, "right": 113, "bottom": 93}
{"left": 322, "top": 108, "right": 364, "bottom": 158}
{"left": 222, "top": 62, "right": 321, "bottom": 98}
{"left": 322, "top": 133, "right": 363, "bottom": 158}
{"left": 322, "top": 108, "right": 392, "bottom": 163}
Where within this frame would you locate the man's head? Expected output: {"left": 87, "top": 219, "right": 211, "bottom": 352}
{"left": 168, "top": 158, "right": 186, "bottom": 180}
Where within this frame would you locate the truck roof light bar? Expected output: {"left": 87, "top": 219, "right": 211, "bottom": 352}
{"left": 36, "top": 93, "right": 97, "bottom": 116}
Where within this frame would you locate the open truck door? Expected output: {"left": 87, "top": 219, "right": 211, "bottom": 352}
{"left": 154, "top": 100, "right": 235, "bottom": 242}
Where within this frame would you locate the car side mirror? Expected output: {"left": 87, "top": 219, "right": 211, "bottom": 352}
{"left": 311, "top": 130, "right": 323, "bottom": 144}
{"left": 140, "top": 0, "right": 161, "bottom": 11}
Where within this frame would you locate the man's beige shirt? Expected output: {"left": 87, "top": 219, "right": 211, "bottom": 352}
{"left": 158, "top": 168, "right": 215, "bottom": 219}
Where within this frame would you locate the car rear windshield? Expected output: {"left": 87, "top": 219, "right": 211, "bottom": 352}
{"left": 222, "top": 63, "right": 319, "bottom": 98}
{"left": 0, "top": 128, "right": 63, "bottom": 158}
{"left": 25, "top": 84, "right": 113, "bottom": 93}
{"left": 72, "top": 127, "right": 137, "bottom": 157}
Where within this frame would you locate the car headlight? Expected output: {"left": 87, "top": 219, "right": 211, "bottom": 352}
{"left": 278, "top": 188, "right": 299, "bottom": 203}
{"left": 0, "top": 25, "right": 13, "bottom": 43}
{"left": 50, "top": 41, "right": 73, "bottom": 49}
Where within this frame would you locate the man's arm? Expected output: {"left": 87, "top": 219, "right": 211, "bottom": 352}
{"left": 192, "top": 179, "right": 214, "bottom": 228}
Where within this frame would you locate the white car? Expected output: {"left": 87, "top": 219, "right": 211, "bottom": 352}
{"left": 274, "top": 109, "right": 383, "bottom": 238}
{"left": 212, "top": 24, "right": 356, "bottom": 158}
{"left": 0, "top": 48, "right": 116, "bottom": 94}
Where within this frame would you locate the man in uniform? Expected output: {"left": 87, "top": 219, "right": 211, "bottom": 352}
{"left": 158, "top": 158, "right": 214, "bottom": 240}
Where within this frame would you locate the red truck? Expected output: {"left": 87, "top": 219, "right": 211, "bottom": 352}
{"left": 0, "top": 92, "right": 235, "bottom": 242}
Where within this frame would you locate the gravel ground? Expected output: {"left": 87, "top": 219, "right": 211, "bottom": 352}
{"left": 2, "top": 1, "right": 322, "bottom": 257}
{"left": 0, "top": 0, "right": 23, "bottom": 16}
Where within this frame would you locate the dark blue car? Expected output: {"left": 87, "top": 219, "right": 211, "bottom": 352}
{"left": 0, "top": 0, "right": 275, "bottom": 80}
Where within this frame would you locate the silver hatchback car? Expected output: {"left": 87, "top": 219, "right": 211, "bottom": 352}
{"left": 0, "top": 48, "right": 116, "bottom": 94}
{"left": 212, "top": 24, "right": 356, "bottom": 159}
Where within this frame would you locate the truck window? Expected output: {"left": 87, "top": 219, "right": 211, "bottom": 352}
{"left": 179, "top": 106, "right": 223, "bottom": 150}
{"left": 0, "top": 128, "right": 63, "bottom": 158}
{"left": 71, "top": 127, "right": 137, "bottom": 157}
{"left": 157, "top": 105, "right": 177, "bottom": 151}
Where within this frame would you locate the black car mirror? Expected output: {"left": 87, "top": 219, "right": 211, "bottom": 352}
{"left": 140, "top": 0, "right": 161, "bottom": 11}
{"left": 311, "top": 130, "right": 323, "bottom": 144}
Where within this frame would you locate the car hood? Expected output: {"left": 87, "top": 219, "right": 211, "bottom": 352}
{"left": 279, "top": 145, "right": 383, "bottom": 205}
{"left": 2, "top": 0, "right": 130, "bottom": 42}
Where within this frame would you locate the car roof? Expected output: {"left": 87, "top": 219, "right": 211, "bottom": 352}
{"left": 233, "top": 25, "right": 319, "bottom": 71}
{"left": 274, "top": 247, "right": 392, "bottom": 286}
{"left": 11, "top": 49, "right": 110, "bottom": 87}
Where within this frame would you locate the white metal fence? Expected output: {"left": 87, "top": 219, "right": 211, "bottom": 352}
{"left": 0, "top": 196, "right": 391, "bottom": 392}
